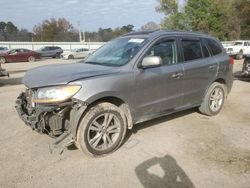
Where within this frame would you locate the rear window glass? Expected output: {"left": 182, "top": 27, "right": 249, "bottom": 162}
{"left": 181, "top": 40, "right": 202, "bottom": 61}
{"left": 205, "top": 38, "right": 222, "bottom": 55}
{"left": 201, "top": 40, "right": 210, "bottom": 57}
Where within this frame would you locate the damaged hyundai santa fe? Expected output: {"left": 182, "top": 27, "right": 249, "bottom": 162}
{"left": 16, "top": 31, "right": 234, "bottom": 156}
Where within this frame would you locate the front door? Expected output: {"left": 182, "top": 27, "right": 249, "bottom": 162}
{"left": 134, "top": 37, "right": 184, "bottom": 122}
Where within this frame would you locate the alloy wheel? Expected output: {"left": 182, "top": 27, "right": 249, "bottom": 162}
{"left": 87, "top": 112, "right": 121, "bottom": 151}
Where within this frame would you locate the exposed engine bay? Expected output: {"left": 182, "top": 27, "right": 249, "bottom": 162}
{"left": 15, "top": 89, "right": 87, "bottom": 152}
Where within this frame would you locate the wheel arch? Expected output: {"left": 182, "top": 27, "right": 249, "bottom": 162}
{"left": 72, "top": 95, "right": 134, "bottom": 140}
{"left": 87, "top": 96, "right": 134, "bottom": 130}
{"left": 202, "top": 78, "right": 227, "bottom": 103}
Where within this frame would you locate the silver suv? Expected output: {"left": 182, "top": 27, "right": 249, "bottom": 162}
{"left": 16, "top": 31, "right": 234, "bottom": 156}
{"left": 36, "top": 46, "right": 63, "bottom": 58}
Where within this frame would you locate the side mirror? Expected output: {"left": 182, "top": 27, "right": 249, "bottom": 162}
{"left": 140, "top": 56, "right": 163, "bottom": 69}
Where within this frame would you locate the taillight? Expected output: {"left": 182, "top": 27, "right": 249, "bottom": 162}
{"left": 230, "top": 56, "right": 234, "bottom": 65}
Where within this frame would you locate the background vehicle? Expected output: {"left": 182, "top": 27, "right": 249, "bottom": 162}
{"left": 36, "top": 46, "right": 63, "bottom": 58}
{"left": 0, "top": 46, "right": 8, "bottom": 52}
{"left": 16, "top": 31, "right": 233, "bottom": 156}
{"left": 0, "top": 64, "right": 9, "bottom": 77}
{"left": 0, "top": 48, "right": 40, "bottom": 63}
{"left": 62, "top": 48, "right": 93, "bottom": 59}
{"left": 234, "top": 55, "right": 250, "bottom": 81}
{"left": 224, "top": 40, "right": 250, "bottom": 59}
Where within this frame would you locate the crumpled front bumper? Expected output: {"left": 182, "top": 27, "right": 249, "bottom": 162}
{"left": 15, "top": 92, "right": 56, "bottom": 131}
{"left": 15, "top": 91, "right": 88, "bottom": 153}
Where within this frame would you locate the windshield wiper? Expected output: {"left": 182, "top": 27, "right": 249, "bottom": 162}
{"left": 85, "top": 61, "right": 118, "bottom": 67}
{"left": 85, "top": 61, "right": 102, "bottom": 65}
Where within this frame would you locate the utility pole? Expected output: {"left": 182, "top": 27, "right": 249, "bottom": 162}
{"left": 77, "top": 21, "right": 82, "bottom": 42}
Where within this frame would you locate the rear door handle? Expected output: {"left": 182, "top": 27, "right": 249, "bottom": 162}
{"left": 172, "top": 72, "right": 183, "bottom": 78}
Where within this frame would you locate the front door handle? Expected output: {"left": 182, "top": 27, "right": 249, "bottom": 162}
{"left": 172, "top": 72, "right": 183, "bottom": 78}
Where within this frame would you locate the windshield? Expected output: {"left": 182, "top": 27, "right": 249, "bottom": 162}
{"left": 85, "top": 37, "right": 148, "bottom": 66}
{"left": 233, "top": 42, "right": 243, "bottom": 46}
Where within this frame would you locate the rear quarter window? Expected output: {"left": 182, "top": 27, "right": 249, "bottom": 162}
{"left": 204, "top": 38, "right": 223, "bottom": 56}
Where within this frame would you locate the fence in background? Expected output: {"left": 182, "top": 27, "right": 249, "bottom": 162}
{"left": 0, "top": 41, "right": 249, "bottom": 51}
{"left": 0, "top": 41, "right": 106, "bottom": 51}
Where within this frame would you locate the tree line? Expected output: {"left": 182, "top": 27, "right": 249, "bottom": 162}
{"left": 157, "top": 0, "right": 250, "bottom": 40}
{"left": 0, "top": 0, "right": 249, "bottom": 42}
{"left": 0, "top": 19, "right": 139, "bottom": 42}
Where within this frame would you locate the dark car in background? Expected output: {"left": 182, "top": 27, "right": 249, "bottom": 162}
{"left": 16, "top": 31, "right": 233, "bottom": 156}
{"left": 234, "top": 56, "right": 250, "bottom": 81}
{"left": 36, "top": 46, "right": 63, "bottom": 58}
{"left": 0, "top": 46, "right": 8, "bottom": 52}
{"left": 0, "top": 48, "right": 40, "bottom": 63}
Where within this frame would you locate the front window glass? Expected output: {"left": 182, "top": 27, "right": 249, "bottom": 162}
{"left": 201, "top": 39, "right": 210, "bottom": 58}
{"left": 145, "top": 40, "right": 177, "bottom": 65}
{"left": 85, "top": 37, "right": 148, "bottom": 66}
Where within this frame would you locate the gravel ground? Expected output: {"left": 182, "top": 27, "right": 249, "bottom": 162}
{"left": 0, "top": 58, "right": 249, "bottom": 188}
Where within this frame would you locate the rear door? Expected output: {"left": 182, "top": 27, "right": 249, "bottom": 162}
{"left": 134, "top": 37, "right": 184, "bottom": 121}
{"left": 178, "top": 37, "right": 218, "bottom": 107}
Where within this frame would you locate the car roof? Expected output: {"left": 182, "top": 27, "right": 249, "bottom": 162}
{"left": 122, "top": 30, "right": 216, "bottom": 40}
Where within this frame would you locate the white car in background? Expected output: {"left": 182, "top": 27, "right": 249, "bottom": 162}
{"left": 62, "top": 48, "right": 93, "bottom": 59}
{"left": 224, "top": 40, "right": 250, "bottom": 59}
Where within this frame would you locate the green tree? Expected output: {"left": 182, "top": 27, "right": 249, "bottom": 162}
{"left": 140, "top": 21, "right": 160, "bottom": 31}
{"left": 156, "top": 0, "right": 244, "bottom": 40}
{"left": 185, "top": 0, "right": 226, "bottom": 39}
{"left": 156, "top": 0, "right": 187, "bottom": 30}
{"left": 234, "top": 0, "right": 250, "bottom": 39}
{"left": 0, "top": 21, "right": 20, "bottom": 41}
{"left": 33, "top": 18, "right": 77, "bottom": 42}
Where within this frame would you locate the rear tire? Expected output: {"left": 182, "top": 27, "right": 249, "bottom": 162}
{"left": 0, "top": 57, "right": 6, "bottom": 64}
{"left": 76, "top": 102, "right": 127, "bottom": 156}
{"left": 55, "top": 53, "right": 61, "bottom": 59}
{"left": 199, "top": 82, "right": 226, "bottom": 116}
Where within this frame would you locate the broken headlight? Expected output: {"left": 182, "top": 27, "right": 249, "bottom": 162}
{"left": 33, "top": 85, "right": 81, "bottom": 104}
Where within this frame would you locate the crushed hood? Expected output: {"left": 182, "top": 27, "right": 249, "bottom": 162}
{"left": 23, "top": 62, "right": 120, "bottom": 88}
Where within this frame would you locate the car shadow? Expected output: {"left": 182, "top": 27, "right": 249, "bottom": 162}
{"left": 135, "top": 155, "right": 195, "bottom": 188}
{"left": 122, "top": 108, "right": 196, "bottom": 145}
{"left": 67, "top": 108, "right": 197, "bottom": 151}
{"left": 0, "top": 77, "right": 23, "bottom": 86}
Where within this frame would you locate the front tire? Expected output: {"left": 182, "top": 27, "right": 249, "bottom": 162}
{"left": 68, "top": 55, "right": 74, "bottom": 59}
{"left": 0, "top": 57, "right": 6, "bottom": 64}
{"left": 199, "top": 82, "right": 226, "bottom": 116}
{"left": 76, "top": 102, "right": 127, "bottom": 156}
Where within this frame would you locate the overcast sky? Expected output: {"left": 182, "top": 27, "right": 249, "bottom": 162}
{"left": 0, "top": 0, "right": 164, "bottom": 31}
